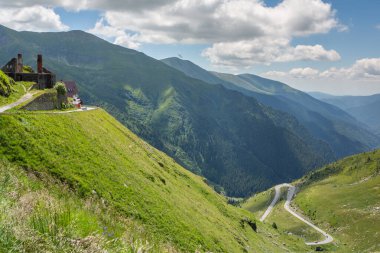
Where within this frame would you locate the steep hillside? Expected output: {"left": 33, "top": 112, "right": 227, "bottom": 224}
{"left": 0, "top": 109, "right": 311, "bottom": 252}
{"left": 0, "top": 160, "right": 172, "bottom": 252}
{"left": 0, "top": 69, "right": 34, "bottom": 107}
{"left": 347, "top": 99, "right": 380, "bottom": 136}
{"left": 313, "top": 93, "right": 380, "bottom": 137}
{"left": 0, "top": 25, "right": 333, "bottom": 197}
{"left": 243, "top": 150, "right": 380, "bottom": 252}
{"left": 162, "top": 57, "right": 380, "bottom": 158}
{"left": 0, "top": 69, "right": 14, "bottom": 97}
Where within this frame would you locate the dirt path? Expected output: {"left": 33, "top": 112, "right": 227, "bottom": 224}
{"left": 0, "top": 92, "right": 33, "bottom": 113}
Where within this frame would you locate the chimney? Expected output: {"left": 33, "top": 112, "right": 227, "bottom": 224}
{"left": 17, "top": 53, "right": 23, "bottom": 73}
{"left": 37, "top": 54, "right": 43, "bottom": 73}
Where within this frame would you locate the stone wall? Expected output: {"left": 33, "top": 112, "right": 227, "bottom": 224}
{"left": 22, "top": 92, "right": 58, "bottom": 111}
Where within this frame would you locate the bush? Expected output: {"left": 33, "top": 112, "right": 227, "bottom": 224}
{"left": 272, "top": 222, "right": 278, "bottom": 229}
{"left": 22, "top": 65, "right": 34, "bottom": 73}
{"left": 0, "top": 70, "right": 15, "bottom": 97}
{"left": 54, "top": 82, "right": 67, "bottom": 96}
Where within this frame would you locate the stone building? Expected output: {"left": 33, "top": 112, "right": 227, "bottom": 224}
{"left": 1, "top": 54, "right": 56, "bottom": 89}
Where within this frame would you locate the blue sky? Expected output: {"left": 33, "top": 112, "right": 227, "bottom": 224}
{"left": 0, "top": 0, "right": 379, "bottom": 95}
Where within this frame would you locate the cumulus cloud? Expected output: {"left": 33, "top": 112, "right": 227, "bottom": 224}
{"left": 87, "top": 19, "right": 141, "bottom": 49}
{"left": 0, "top": 5, "right": 68, "bottom": 32}
{"left": 263, "top": 58, "right": 380, "bottom": 81}
{"left": 202, "top": 39, "right": 340, "bottom": 66}
{"left": 264, "top": 67, "right": 320, "bottom": 79}
{"left": 98, "top": 0, "right": 341, "bottom": 43}
{"left": 87, "top": 0, "right": 344, "bottom": 65}
{"left": 321, "top": 58, "right": 380, "bottom": 80}
{"left": 0, "top": 0, "right": 177, "bottom": 12}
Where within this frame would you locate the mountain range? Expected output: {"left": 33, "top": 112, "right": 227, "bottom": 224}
{"left": 0, "top": 25, "right": 378, "bottom": 197}
{"left": 310, "top": 92, "right": 380, "bottom": 137}
{"left": 162, "top": 57, "right": 380, "bottom": 157}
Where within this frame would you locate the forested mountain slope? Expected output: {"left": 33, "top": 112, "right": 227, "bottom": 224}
{"left": 311, "top": 92, "right": 380, "bottom": 137}
{"left": 162, "top": 57, "right": 380, "bottom": 158}
{"left": 0, "top": 25, "right": 333, "bottom": 197}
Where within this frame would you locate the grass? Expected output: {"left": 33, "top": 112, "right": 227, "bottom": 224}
{"left": 243, "top": 187, "right": 324, "bottom": 245}
{"left": 295, "top": 150, "right": 380, "bottom": 252}
{"left": 244, "top": 150, "right": 380, "bottom": 252}
{"left": 0, "top": 77, "right": 35, "bottom": 107}
{"left": 243, "top": 188, "right": 274, "bottom": 218}
{"left": 0, "top": 109, "right": 310, "bottom": 252}
{"left": 0, "top": 160, "right": 167, "bottom": 252}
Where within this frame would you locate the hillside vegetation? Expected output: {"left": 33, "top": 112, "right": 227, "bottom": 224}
{"left": 0, "top": 109, "right": 310, "bottom": 252}
{"left": 0, "top": 69, "right": 34, "bottom": 107}
{"left": 162, "top": 57, "right": 380, "bottom": 158}
{"left": 0, "top": 160, "right": 170, "bottom": 252}
{"left": 243, "top": 150, "right": 380, "bottom": 252}
{"left": 0, "top": 69, "right": 14, "bottom": 97}
{"left": 294, "top": 149, "right": 380, "bottom": 252}
{"left": 0, "top": 25, "right": 333, "bottom": 197}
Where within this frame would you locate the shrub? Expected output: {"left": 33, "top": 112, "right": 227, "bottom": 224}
{"left": 0, "top": 70, "right": 15, "bottom": 97}
{"left": 22, "top": 65, "right": 34, "bottom": 73}
{"left": 54, "top": 82, "right": 67, "bottom": 96}
{"left": 272, "top": 222, "right": 278, "bottom": 229}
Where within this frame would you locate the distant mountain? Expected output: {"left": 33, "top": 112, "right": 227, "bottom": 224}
{"left": 0, "top": 25, "right": 333, "bottom": 197}
{"left": 312, "top": 93, "right": 380, "bottom": 137}
{"left": 162, "top": 57, "right": 380, "bottom": 157}
{"left": 308, "top": 91, "right": 337, "bottom": 100}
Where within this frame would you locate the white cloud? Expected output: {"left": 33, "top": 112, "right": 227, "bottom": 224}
{"left": 202, "top": 39, "right": 340, "bottom": 66}
{"left": 376, "top": 24, "right": 380, "bottom": 30}
{"left": 289, "top": 67, "right": 320, "bottom": 78}
{"left": 321, "top": 58, "right": 380, "bottom": 80}
{"left": 0, "top": 0, "right": 177, "bottom": 12}
{"left": 87, "top": 19, "right": 141, "bottom": 49}
{"left": 264, "top": 67, "right": 320, "bottom": 79}
{"left": 263, "top": 58, "right": 380, "bottom": 81}
{"left": 86, "top": 0, "right": 344, "bottom": 63}
{"left": 99, "top": 0, "right": 342, "bottom": 43}
{"left": 0, "top": 5, "right": 68, "bottom": 32}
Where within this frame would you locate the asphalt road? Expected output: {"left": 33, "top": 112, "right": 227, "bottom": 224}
{"left": 260, "top": 183, "right": 334, "bottom": 246}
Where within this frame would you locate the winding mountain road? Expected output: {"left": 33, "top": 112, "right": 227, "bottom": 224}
{"left": 260, "top": 184, "right": 334, "bottom": 246}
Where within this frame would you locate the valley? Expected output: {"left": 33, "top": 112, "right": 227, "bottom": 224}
{"left": 0, "top": 13, "right": 379, "bottom": 252}
{"left": 244, "top": 150, "right": 380, "bottom": 252}
{"left": 0, "top": 25, "right": 342, "bottom": 197}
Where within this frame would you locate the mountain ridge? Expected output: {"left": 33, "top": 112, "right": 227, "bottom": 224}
{"left": 162, "top": 57, "right": 380, "bottom": 158}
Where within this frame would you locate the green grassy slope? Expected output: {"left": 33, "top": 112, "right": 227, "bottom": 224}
{"left": 0, "top": 70, "right": 14, "bottom": 98}
{"left": 0, "top": 160, "right": 170, "bottom": 252}
{"left": 0, "top": 25, "right": 333, "bottom": 197}
{"left": 0, "top": 109, "right": 310, "bottom": 252}
{"left": 294, "top": 150, "right": 380, "bottom": 252}
{"left": 243, "top": 150, "right": 380, "bottom": 252}
{"left": 0, "top": 70, "right": 34, "bottom": 106}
